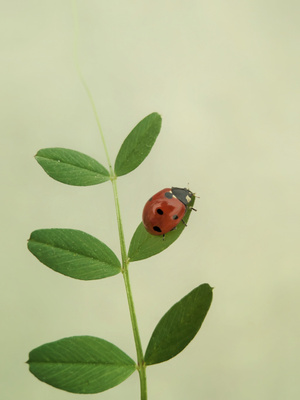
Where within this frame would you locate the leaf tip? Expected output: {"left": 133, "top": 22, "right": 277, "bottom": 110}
{"left": 153, "top": 111, "right": 162, "bottom": 118}
{"left": 34, "top": 149, "right": 41, "bottom": 158}
{"left": 152, "top": 112, "right": 162, "bottom": 126}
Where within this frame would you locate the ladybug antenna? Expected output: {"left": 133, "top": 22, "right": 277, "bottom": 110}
{"left": 191, "top": 190, "right": 199, "bottom": 211}
{"left": 186, "top": 184, "right": 199, "bottom": 198}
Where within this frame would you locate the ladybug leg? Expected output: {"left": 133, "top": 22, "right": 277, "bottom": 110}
{"left": 181, "top": 219, "right": 187, "bottom": 226}
{"left": 162, "top": 234, "right": 165, "bottom": 240}
{"left": 189, "top": 207, "right": 197, "bottom": 212}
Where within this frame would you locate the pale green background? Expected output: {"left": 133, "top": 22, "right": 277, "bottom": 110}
{"left": 1, "top": 1, "right": 299, "bottom": 399}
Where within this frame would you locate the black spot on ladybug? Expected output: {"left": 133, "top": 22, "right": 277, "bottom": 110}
{"left": 153, "top": 226, "right": 162, "bottom": 232}
{"left": 156, "top": 208, "right": 163, "bottom": 215}
{"left": 172, "top": 215, "right": 178, "bottom": 220}
{"left": 164, "top": 191, "right": 173, "bottom": 199}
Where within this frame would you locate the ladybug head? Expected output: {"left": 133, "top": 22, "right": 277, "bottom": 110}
{"left": 171, "top": 187, "right": 193, "bottom": 206}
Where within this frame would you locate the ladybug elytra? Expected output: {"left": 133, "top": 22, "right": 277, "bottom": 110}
{"left": 142, "top": 187, "right": 195, "bottom": 236}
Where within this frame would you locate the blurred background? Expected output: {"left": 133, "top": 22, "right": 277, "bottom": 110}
{"left": 1, "top": 1, "right": 299, "bottom": 399}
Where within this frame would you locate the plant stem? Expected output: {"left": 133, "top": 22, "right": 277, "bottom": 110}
{"left": 123, "top": 267, "right": 147, "bottom": 400}
{"left": 111, "top": 177, "right": 147, "bottom": 400}
{"left": 72, "top": 5, "right": 147, "bottom": 397}
{"left": 72, "top": 0, "right": 112, "bottom": 172}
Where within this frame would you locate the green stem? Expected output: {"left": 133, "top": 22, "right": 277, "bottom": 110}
{"left": 72, "top": 3, "right": 147, "bottom": 397}
{"left": 72, "top": 0, "right": 112, "bottom": 172}
{"left": 123, "top": 268, "right": 147, "bottom": 400}
{"left": 111, "top": 177, "right": 147, "bottom": 400}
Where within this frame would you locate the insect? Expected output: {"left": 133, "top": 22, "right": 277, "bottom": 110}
{"left": 142, "top": 187, "right": 195, "bottom": 236}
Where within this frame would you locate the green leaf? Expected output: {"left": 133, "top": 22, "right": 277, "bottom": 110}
{"left": 128, "top": 195, "right": 195, "bottom": 262}
{"left": 35, "top": 147, "right": 110, "bottom": 186}
{"left": 27, "top": 336, "right": 136, "bottom": 394}
{"left": 114, "top": 112, "right": 162, "bottom": 176}
{"left": 144, "top": 283, "right": 213, "bottom": 365}
{"left": 28, "top": 229, "right": 121, "bottom": 280}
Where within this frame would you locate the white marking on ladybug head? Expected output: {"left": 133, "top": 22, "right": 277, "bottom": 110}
{"left": 186, "top": 195, "right": 191, "bottom": 203}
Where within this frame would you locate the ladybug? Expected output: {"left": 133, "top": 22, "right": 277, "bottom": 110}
{"left": 142, "top": 187, "right": 195, "bottom": 236}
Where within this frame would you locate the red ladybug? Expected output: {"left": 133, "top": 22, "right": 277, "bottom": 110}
{"left": 142, "top": 187, "right": 195, "bottom": 236}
